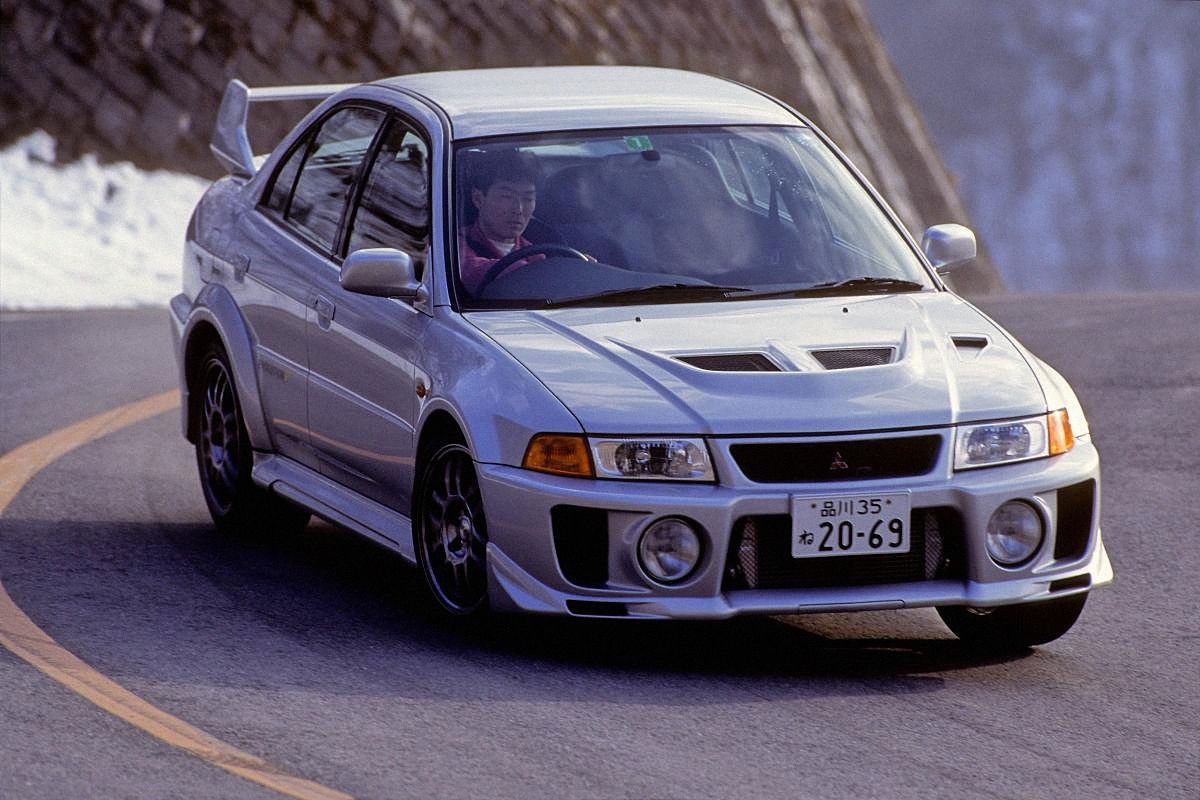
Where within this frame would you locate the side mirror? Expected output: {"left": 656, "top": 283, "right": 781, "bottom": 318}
{"left": 340, "top": 248, "right": 426, "bottom": 300}
{"left": 922, "top": 224, "right": 977, "bottom": 275}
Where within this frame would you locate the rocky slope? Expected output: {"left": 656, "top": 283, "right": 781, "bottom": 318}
{"left": 868, "top": 0, "right": 1199, "bottom": 291}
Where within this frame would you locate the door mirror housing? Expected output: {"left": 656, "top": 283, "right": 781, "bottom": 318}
{"left": 922, "top": 224, "right": 977, "bottom": 275}
{"left": 340, "top": 248, "right": 426, "bottom": 301}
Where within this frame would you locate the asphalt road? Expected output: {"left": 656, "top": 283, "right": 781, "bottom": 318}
{"left": 0, "top": 294, "right": 1197, "bottom": 800}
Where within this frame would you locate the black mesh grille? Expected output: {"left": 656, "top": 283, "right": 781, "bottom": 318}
{"left": 730, "top": 436, "right": 942, "bottom": 483}
{"left": 677, "top": 353, "right": 781, "bottom": 372}
{"left": 1054, "top": 480, "right": 1095, "bottom": 560}
{"left": 811, "top": 348, "right": 894, "bottom": 370}
{"left": 723, "top": 508, "right": 965, "bottom": 591}
{"left": 551, "top": 505, "right": 608, "bottom": 587}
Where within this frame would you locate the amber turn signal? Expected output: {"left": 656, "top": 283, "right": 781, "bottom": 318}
{"left": 522, "top": 434, "right": 593, "bottom": 478}
{"left": 1048, "top": 409, "right": 1074, "bottom": 456}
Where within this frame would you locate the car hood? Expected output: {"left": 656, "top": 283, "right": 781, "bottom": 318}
{"left": 465, "top": 292, "right": 1048, "bottom": 435}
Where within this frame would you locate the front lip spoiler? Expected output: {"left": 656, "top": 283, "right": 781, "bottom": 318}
{"left": 486, "top": 533, "right": 1113, "bottom": 620}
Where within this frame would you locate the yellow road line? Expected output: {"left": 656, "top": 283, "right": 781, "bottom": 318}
{"left": 0, "top": 390, "right": 353, "bottom": 800}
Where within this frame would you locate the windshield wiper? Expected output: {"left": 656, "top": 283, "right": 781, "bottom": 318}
{"left": 540, "top": 277, "right": 921, "bottom": 308}
{"left": 728, "top": 276, "right": 925, "bottom": 301}
{"left": 543, "top": 283, "right": 751, "bottom": 308}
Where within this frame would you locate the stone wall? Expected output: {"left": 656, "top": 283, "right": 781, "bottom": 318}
{"left": 0, "top": 0, "right": 1001, "bottom": 292}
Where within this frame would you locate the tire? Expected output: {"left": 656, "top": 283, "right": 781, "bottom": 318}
{"left": 414, "top": 442, "right": 489, "bottom": 615}
{"left": 938, "top": 593, "right": 1088, "bottom": 649}
{"left": 194, "top": 343, "right": 310, "bottom": 536}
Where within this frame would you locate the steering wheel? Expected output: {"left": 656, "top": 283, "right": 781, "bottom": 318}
{"left": 476, "top": 243, "right": 589, "bottom": 293}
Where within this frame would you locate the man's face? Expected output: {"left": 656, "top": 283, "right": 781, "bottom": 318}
{"left": 472, "top": 179, "right": 536, "bottom": 242}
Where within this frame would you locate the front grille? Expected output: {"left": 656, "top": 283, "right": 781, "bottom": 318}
{"left": 730, "top": 435, "right": 942, "bottom": 483}
{"left": 677, "top": 353, "right": 781, "bottom": 372}
{"left": 811, "top": 347, "right": 894, "bottom": 370}
{"left": 723, "top": 508, "right": 965, "bottom": 591}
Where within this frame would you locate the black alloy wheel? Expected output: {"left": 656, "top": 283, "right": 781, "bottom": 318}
{"left": 197, "top": 351, "right": 244, "bottom": 518}
{"left": 195, "top": 344, "right": 309, "bottom": 535}
{"left": 416, "top": 443, "right": 489, "bottom": 614}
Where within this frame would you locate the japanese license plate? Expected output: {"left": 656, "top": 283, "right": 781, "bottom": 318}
{"left": 791, "top": 492, "right": 911, "bottom": 558}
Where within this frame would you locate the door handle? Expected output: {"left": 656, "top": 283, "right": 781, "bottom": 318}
{"left": 314, "top": 295, "right": 335, "bottom": 329}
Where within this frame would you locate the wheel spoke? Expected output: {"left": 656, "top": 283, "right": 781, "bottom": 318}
{"left": 427, "top": 483, "right": 449, "bottom": 514}
{"left": 435, "top": 558, "right": 455, "bottom": 590}
{"left": 205, "top": 379, "right": 219, "bottom": 416}
{"left": 218, "top": 455, "right": 238, "bottom": 490}
{"left": 218, "top": 378, "right": 232, "bottom": 415}
{"left": 429, "top": 536, "right": 448, "bottom": 567}
{"left": 443, "top": 458, "right": 458, "bottom": 498}
{"left": 221, "top": 412, "right": 239, "bottom": 446}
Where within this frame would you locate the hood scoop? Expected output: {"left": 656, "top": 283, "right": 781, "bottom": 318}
{"left": 675, "top": 347, "right": 899, "bottom": 372}
{"left": 676, "top": 353, "right": 782, "bottom": 372}
{"left": 810, "top": 347, "right": 895, "bottom": 370}
{"left": 951, "top": 335, "right": 990, "bottom": 360}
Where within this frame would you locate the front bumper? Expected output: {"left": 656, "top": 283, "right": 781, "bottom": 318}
{"left": 476, "top": 435, "right": 1111, "bottom": 619}
{"left": 168, "top": 293, "right": 191, "bottom": 440}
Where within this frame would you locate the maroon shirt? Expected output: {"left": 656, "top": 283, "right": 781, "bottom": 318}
{"left": 457, "top": 220, "right": 543, "bottom": 293}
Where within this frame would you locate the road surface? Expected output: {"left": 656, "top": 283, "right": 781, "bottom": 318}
{"left": 0, "top": 294, "right": 1196, "bottom": 799}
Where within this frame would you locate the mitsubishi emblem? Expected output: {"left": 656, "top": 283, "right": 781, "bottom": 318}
{"left": 829, "top": 451, "right": 849, "bottom": 471}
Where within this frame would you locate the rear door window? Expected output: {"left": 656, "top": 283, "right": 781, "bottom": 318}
{"left": 265, "top": 136, "right": 307, "bottom": 215}
{"left": 272, "top": 106, "right": 386, "bottom": 253}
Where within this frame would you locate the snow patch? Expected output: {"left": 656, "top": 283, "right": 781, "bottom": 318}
{"left": 1, "top": 131, "right": 210, "bottom": 309}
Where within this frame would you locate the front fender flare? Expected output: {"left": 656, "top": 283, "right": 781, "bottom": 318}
{"left": 181, "top": 283, "right": 273, "bottom": 451}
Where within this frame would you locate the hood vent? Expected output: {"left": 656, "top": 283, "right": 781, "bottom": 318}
{"left": 810, "top": 347, "right": 895, "bottom": 370}
{"left": 677, "top": 353, "right": 781, "bottom": 372}
{"left": 951, "top": 336, "right": 989, "bottom": 360}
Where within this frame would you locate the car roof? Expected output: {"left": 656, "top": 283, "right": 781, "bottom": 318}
{"left": 373, "top": 66, "right": 803, "bottom": 139}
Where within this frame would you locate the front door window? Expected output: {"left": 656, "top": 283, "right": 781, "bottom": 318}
{"left": 345, "top": 120, "right": 431, "bottom": 274}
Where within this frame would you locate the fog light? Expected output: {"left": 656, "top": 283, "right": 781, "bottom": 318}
{"left": 637, "top": 518, "right": 702, "bottom": 583}
{"left": 986, "top": 501, "right": 1044, "bottom": 566}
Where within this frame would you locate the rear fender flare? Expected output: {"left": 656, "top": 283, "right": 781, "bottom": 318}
{"left": 182, "top": 283, "right": 273, "bottom": 451}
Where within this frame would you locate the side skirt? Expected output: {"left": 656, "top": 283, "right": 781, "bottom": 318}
{"left": 252, "top": 452, "right": 416, "bottom": 564}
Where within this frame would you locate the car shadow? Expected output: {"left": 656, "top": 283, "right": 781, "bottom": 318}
{"left": 444, "top": 612, "right": 1030, "bottom": 680}
{"left": 193, "top": 518, "right": 1039, "bottom": 679}
{"left": 0, "top": 515, "right": 1037, "bottom": 701}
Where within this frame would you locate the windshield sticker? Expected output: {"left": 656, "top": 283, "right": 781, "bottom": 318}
{"left": 623, "top": 135, "right": 654, "bottom": 152}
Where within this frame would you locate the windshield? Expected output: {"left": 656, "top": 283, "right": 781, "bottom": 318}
{"left": 453, "top": 126, "right": 934, "bottom": 308}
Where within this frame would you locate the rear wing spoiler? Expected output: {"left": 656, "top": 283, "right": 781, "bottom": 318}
{"left": 211, "top": 79, "right": 354, "bottom": 178}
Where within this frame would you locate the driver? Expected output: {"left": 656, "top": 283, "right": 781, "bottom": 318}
{"left": 458, "top": 150, "right": 544, "bottom": 293}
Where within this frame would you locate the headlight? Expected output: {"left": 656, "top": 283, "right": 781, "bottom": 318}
{"left": 954, "top": 411, "right": 1073, "bottom": 470}
{"left": 591, "top": 437, "right": 714, "bottom": 481}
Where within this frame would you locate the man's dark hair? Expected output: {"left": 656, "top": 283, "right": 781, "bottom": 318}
{"left": 468, "top": 149, "right": 541, "bottom": 194}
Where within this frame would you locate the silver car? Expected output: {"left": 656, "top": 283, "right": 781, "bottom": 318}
{"left": 170, "top": 67, "right": 1111, "bottom": 648}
